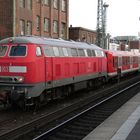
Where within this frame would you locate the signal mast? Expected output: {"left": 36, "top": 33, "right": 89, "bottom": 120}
{"left": 96, "top": 0, "right": 109, "bottom": 49}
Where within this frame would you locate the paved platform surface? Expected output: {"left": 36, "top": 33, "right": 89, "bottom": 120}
{"left": 83, "top": 92, "right": 140, "bottom": 140}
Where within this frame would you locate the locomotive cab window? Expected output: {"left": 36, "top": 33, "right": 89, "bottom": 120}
{"left": 36, "top": 46, "right": 42, "bottom": 56}
{"left": 9, "top": 46, "right": 26, "bottom": 56}
{"left": 0, "top": 46, "right": 7, "bottom": 56}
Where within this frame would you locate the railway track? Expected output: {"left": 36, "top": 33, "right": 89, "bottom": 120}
{"left": 33, "top": 81, "right": 140, "bottom": 140}
{"left": 0, "top": 75, "right": 139, "bottom": 140}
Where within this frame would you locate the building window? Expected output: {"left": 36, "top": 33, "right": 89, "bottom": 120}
{"left": 62, "top": 0, "right": 66, "bottom": 11}
{"left": 36, "top": 0, "right": 40, "bottom": 3}
{"left": 20, "top": 19, "right": 25, "bottom": 35}
{"left": 27, "top": 0, "right": 32, "bottom": 10}
{"left": 0, "top": 46, "right": 8, "bottom": 56}
{"left": 44, "top": 0, "right": 49, "bottom": 5}
{"left": 20, "top": 0, "right": 25, "bottom": 8}
{"left": 27, "top": 21, "right": 32, "bottom": 35}
{"left": 53, "top": 20, "right": 58, "bottom": 33}
{"left": 44, "top": 18, "right": 49, "bottom": 32}
{"left": 61, "top": 22, "right": 66, "bottom": 38}
{"left": 36, "top": 16, "right": 40, "bottom": 31}
{"left": 53, "top": 0, "right": 58, "bottom": 9}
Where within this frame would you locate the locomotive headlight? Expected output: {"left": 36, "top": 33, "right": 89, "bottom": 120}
{"left": 18, "top": 77, "right": 24, "bottom": 82}
{"left": 14, "top": 76, "right": 24, "bottom": 83}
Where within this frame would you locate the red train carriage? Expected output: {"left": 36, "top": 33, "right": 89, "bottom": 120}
{"left": 105, "top": 50, "right": 140, "bottom": 78}
{"left": 0, "top": 36, "right": 107, "bottom": 107}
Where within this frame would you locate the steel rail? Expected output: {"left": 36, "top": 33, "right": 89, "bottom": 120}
{"left": 33, "top": 81, "right": 140, "bottom": 140}
{"left": 0, "top": 76, "right": 139, "bottom": 140}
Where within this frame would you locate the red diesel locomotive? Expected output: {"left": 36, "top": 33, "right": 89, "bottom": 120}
{"left": 0, "top": 36, "right": 139, "bottom": 107}
{"left": 0, "top": 36, "right": 107, "bottom": 107}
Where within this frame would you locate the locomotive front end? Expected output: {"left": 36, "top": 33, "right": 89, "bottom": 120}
{"left": 0, "top": 43, "right": 28, "bottom": 106}
{"left": 0, "top": 37, "right": 45, "bottom": 107}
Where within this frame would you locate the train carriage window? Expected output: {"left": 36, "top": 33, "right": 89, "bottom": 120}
{"left": 84, "top": 49, "right": 88, "bottom": 57}
{"left": 44, "top": 46, "right": 54, "bottom": 56}
{"left": 130, "top": 56, "right": 132, "bottom": 64}
{"left": 122, "top": 56, "right": 128, "bottom": 65}
{"left": 78, "top": 49, "right": 85, "bottom": 56}
{"left": 138, "top": 57, "right": 140, "bottom": 64}
{"left": 92, "top": 50, "right": 96, "bottom": 56}
{"left": 132, "top": 56, "right": 138, "bottom": 64}
{"left": 101, "top": 51, "right": 105, "bottom": 57}
{"left": 95, "top": 50, "right": 104, "bottom": 57}
{"left": 122, "top": 57, "right": 125, "bottom": 66}
{"left": 0, "top": 46, "right": 7, "bottom": 56}
{"left": 134, "top": 56, "right": 138, "bottom": 63}
{"left": 36, "top": 46, "right": 42, "bottom": 56}
{"left": 9, "top": 46, "right": 26, "bottom": 56}
{"left": 71, "top": 48, "right": 78, "bottom": 56}
{"left": 66, "top": 48, "right": 71, "bottom": 56}
{"left": 113, "top": 56, "right": 118, "bottom": 68}
{"left": 128, "top": 57, "right": 130, "bottom": 65}
{"left": 132, "top": 57, "right": 134, "bottom": 64}
{"left": 62, "top": 47, "right": 69, "bottom": 56}
{"left": 87, "top": 49, "right": 92, "bottom": 56}
{"left": 136, "top": 57, "right": 138, "bottom": 63}
{"left": 53, "top": 46, "right": 60, "bottom": 56}
{"left": 58, "top": 47, "right": 64, "bottom": 56}
{"left": 118, "top": 57, "right": 122, "bottom": 66}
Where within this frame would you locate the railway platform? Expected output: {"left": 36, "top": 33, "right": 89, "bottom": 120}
{"left": 83, "top": 91, "right": 140, "bottom": 140}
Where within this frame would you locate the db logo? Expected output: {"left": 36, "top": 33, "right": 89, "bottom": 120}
{"left": 1, "top": 66, "right": 9, "bottom": 72}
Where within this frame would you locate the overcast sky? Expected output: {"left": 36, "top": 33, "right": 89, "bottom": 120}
{"left": 69, "top": 0, "right": 140, "bottom": 37}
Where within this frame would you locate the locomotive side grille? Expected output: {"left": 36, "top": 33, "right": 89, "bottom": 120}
{"left": 0, "top": 77, "right": 13, "bottom": 82}
{"left": 0, "top": 76, "right": 24, "bottom": 83}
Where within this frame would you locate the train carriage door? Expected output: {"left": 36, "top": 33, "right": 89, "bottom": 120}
{"left": 44, "top": 46, "right": 54, "bottom": 89}
{"left": 35, "top": 46, "right": 46, "bottom": 84}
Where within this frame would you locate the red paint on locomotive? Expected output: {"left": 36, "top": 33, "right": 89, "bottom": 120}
{"left": 0, "top": 36, "right": 140, "bottom": 107}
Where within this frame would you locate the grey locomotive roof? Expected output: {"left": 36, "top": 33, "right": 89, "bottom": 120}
{"left": 0, "top": 36, "right": 102, "bottom": 50}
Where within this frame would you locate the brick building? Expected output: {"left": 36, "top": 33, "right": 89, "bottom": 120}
{"left": 69, "top": 26, "right": 97, "bottom": 44}
{"left": 0, "top": 0, "right": 69, "bottom": 40}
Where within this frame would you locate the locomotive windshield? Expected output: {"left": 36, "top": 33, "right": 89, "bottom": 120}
{"left": 9, "top": 46, "right": 26, "bottom": 56}
{"left": 0, "top": 46, "right": 7, "bottom": 56}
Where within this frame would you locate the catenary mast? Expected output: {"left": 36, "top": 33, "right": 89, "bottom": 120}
{"left": 96, "top": 0, "right": 109, "bottom": 49}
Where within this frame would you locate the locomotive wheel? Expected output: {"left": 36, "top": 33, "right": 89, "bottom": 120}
{"left": 11, "top": 100, "right": 26, "bottom": 111}
{"left": 64, "top": 86, "right": 73, "bottom": 97}
{"left": 34, "top": 98, "right": 41, "bottom": 111}
{"left": 87, "top": 80, "right": 93, "bottom": 89}
{"left": 39, "top": 92, "right": 45, "bottom": 103}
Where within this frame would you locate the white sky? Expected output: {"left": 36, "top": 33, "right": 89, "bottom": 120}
{"left": 69, "top": 0, "right": 140, "bottom": 37}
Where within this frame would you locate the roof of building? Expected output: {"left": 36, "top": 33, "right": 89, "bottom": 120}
{"left": 69, "top": 26, "right": 96, "bottom": 33}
